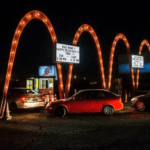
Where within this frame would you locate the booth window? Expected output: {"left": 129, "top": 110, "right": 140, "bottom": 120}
{"left": 26, "top": 80, "right": 33, "bottom": 90}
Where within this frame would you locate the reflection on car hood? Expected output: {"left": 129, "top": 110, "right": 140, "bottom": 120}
{"left": 131, "top": 95, "right": 145, "bottom": 101}
{"left": 135, "top": 95, "right": 145, "bottom": 98}
{"left": 51, "top": 99, "right": 68, "bottom": 103}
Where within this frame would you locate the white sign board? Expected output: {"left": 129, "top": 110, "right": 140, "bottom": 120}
{"left": 131, "top": 55, "right": 144, "bottom": 68}
{"left": 54, "top": 43, "right": 80, "bottom": 64}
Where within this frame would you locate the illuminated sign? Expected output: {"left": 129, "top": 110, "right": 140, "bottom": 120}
{"left": 131, "top": 55, "right": 144, "bottom": 68}
{"left": 54, "top": 43, "right": 80, "bottom": 64}
{"left": 39, "top": 66, "right": 57, "bottom": 80}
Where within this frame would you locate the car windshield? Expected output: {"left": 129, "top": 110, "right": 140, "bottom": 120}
{"left": 68, "top": 91, "right": 82, "bottom": 99}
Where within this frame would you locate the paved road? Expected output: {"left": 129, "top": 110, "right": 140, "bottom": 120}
{"left": 0, "top": 102, "right": 150, "bottom": 150}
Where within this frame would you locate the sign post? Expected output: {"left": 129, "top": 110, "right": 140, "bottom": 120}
{"left": 53, "top": 43, "right": 80, "bottom": 98}
{"left": 131, "top": 54, "right": 144, "bottom": 96}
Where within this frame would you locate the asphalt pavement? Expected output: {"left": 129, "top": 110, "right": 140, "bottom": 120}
{"left": 0, "top": 101, "right": 150, "bottom": 150}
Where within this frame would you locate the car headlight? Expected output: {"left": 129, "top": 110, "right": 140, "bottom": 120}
{"left": 131, "top": 97, "right": 138, "bottom": 101}
{"left": 45, "top": 102, "right": 51, "bottom": 108}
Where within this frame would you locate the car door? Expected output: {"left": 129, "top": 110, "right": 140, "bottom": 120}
{"left": 68, "top": 91, "right": 94, "bottom": 113}
{"left": 91, "top": 91, "right": 107, "bottom": 112}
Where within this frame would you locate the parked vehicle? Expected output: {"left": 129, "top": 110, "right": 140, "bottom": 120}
{"left": 131, "top": 92, "right": 150, "bottom": 112}
{"left": 46, "top": 89, "right": 123, "bottom": 117}
{"left": 6, "top": 87, "right": 45, "bottom": 113}
{"left": 132, "top": 90, "right": 149, "bottom": 98}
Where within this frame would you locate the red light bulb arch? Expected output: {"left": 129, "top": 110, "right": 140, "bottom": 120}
{"left": 136, "top": 39, "right": 150, "bottom": 89}
{"left": 107, "top": 33, "right": 135, "bottom": 90}
{"left": 0, "top": 10, "right": 65, "bottom": 116}
{"left": 65, "top": 24, "right": 106, "bottom": 98}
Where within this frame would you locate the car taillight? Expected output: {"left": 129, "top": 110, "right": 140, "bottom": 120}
{"left": 20, "top": 96, "right": 26, "bottom": 102}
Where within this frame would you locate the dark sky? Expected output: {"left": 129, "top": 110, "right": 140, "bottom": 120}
{"left": 0, "top": 2, "right": 150, "bottom": 82}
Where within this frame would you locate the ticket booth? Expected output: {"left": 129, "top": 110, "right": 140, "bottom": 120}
{"left": 26, "top": 77, "right": 54, "bottom": 94}
{"left": 26, "top": 65, "right": 57, "bottom": 95}
{"left": 38, "top": 78, "right": 54, "bottom": 94}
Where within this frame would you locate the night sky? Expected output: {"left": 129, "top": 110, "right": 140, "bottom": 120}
{"left": 0, "top": 2, "right": 150, "bottom": 83}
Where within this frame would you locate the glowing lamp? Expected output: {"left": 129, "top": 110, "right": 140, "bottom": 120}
{"left": 49, "top": 27, "right": 53, "bottom": 31}
{"left": 35, "top": 13, "right": 40, "bottom": 17}
{"left": 73, "top": 40, "right": 77, "bottom": 44}
{"left": 27, "top": 15, "right": 31, "bottom": 18}
{"left": 90, "top": 30, "right": 94, "bottom": 33}
{"left": 43, "top": 19, "right": 47, "bottom": 22}
{"left": 16, "top": 30, "right": 21, "bottom": 34}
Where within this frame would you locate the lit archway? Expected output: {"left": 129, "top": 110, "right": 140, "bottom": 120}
{"left": 0, "top": 10, "right": 64, "bottom": 117}
{"left": 107, "top": 33, "right": 135, "bottom": 89}
{"left": 136, "top": 39, "right": 150, "bottom": 89}
{"left": 65, "top": 24, "right": 106, "bottom": 98}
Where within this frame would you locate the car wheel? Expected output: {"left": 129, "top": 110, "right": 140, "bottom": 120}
{"left": 103, "top": 105, "right": 114, "bottom": 115}
{"left": 9, "top": 103, "right": 18, "bottom": 113}
{"left": 54, "top": 107, "right": 66, "bottom": 117}
{"left": 136, "top": 101, "right": 145, "bottom": 112}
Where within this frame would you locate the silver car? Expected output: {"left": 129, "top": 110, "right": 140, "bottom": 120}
{"left": 6, "top": 87, "right": 45, "bottom": 112}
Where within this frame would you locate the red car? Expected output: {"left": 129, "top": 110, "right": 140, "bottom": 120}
{"left": 46, "top": 89, "right": 123, "bottom": 117}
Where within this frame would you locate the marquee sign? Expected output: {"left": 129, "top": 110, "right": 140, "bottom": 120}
{"left": 131, "top": 55, "right": 144, "bottom": 68}
{"left": 53, "top": 43, "right": 80, "bottom": 64}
